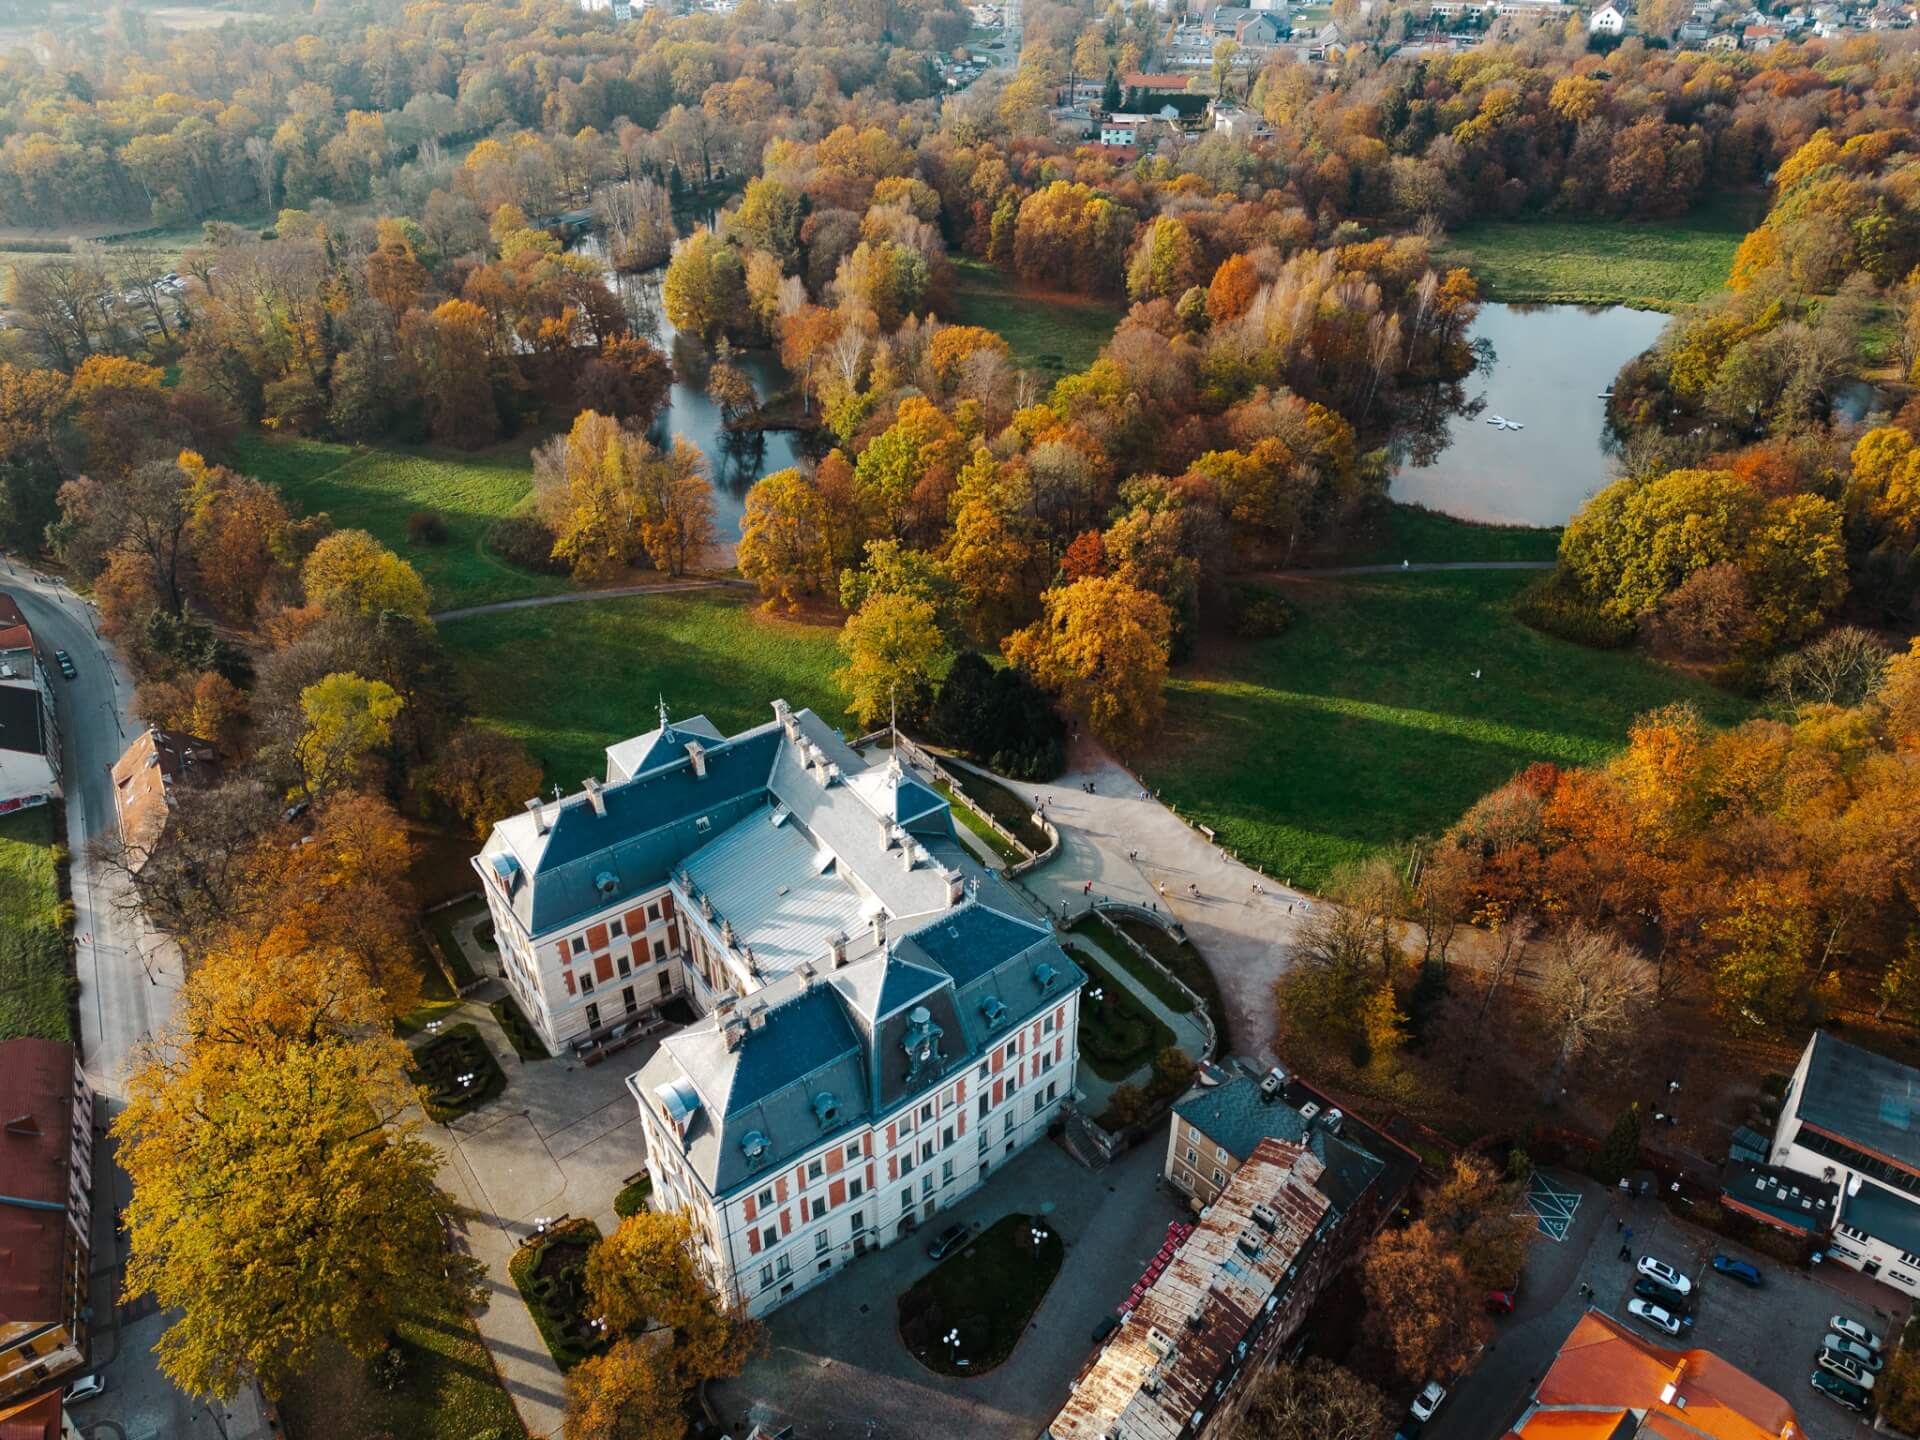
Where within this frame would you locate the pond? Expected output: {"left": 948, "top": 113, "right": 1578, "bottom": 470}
{"left": 1390, "top": 303, "right": 1669, "bottom": 528}
{"left": 572, "top": 231, "right": 804, "bottom": 543}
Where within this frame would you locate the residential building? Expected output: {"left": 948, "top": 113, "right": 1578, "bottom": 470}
{"left": 1590, "top": 1, "right": 1627, "bottom": 30}
{"left": 1717, "top": 1159, "right": 1836, "bottom": 1243}
{"left": 1742, "top": 20, "right": 1783, "bottom": 42}
{"left": 0, "top": 1040, "right": 95, "bottom": 1409}
{"left": 0, "top": 594, "right": 58, "bottom": 810}
{"left": 1165, "top": 1063, "right": 1418, "bottom": 1250}
{"left": 1504, "top": 1308, "right": 1800, "bottom": 1440}
{"left": 1770, "top": 1030, "right": 1920, "bottom": 1295}
{"left": 1210, "top": 101, "right": 1272, "bottom": 139}
{"left": 1099, "top": 117, "right": 1145, "bottom": 147}
{"left": 1705, "top": 27, "right": 1741, "bottom": 44}
{"left": 0, "top": 1390, "right": 81, "bottom": 1439}
{"left": 110, "top": 726, "right": 220, "bottom": 868}
{"left": 1046, "top": 1136, "right": 1342, "bottom": 1440}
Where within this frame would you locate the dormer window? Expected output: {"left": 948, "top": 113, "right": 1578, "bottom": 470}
{"left": 901, "top": 1005, "right": 946, "bottom": 1084}
{"left": 595, "top": 870, "right": 618, "bottom": 897}
{"left": 813, "top": 1091, "right": 841, "bottom": 1127}
{"left": 981, "top": 996, "right": 1008, "bottom": 1029}
{"left": 1033, "top": 962, "right": 1059, "bottom": 994}
{"left": 740, "top": 1130, "right": 770, "bottom": 1166}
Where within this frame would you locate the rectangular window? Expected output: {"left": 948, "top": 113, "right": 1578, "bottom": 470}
{"left": 581, "top": 973, "right": 594, "bottom": 994}
{"left": 849, "top": 1177, "right": 864, "bottom": 1200}
{"left": 758, "top": 1188, "right": 775, "bottom": 1207}
{"left": 611, "top": 919, "right": 625, "bottom": 937}
{"left": 921, "top": 1102, "right": 935, "bottom": 1123}
{"left": 900, "top": 1188, "right": 912, "bottom": 1214}
{"left": 978, "top": 1094, "right": 989, "bottom": 1119}
{"left": 818, "top": 1258, "right": 831, "bottom": 1274}
{"left": 921, "top": 1174, "right": 934, "bottom": 1197}
{"left": 901, "top": 1152, "right": 915, "bottom": 1176}
{"left": 920, "top": 1139, "right": 935, "bottom": 1163}
{"left": 623, "top": 985, "right": 637, "bottom": 1014}
{"left": 1038, "top": 1052, "right": 1053, "bottom": 1075}
{"left": 943, "top": 1125, "right": 955, "bottom": 1148}
{"left": 851, "top": 1208, "right": 866, "bottom": 1232}
{"left": 1043, "top": 1014, "right": 1055, "bottom": 1035}
{"left": 846, "top": 1142, "right": 862, "bottom": 1163}
{"left": 811, "top": 1197, "right": 826, "bottom": 1221}
{"left": 760, "top": 1265, "right": 774, "bottom": 1289}
{"left": 815, "top": 1231, "right": 830, "bottom": 1254}
{"left": 776, "top": 1254, "right": 791, "bottom": 1277}
{"left": 653, "top": 939, "right": 668, "bottom": 961}
{"left": 659, "top": 972, "right": 672, "bottom": 996}
{"left": 1186, "top": 1147, "right": 1198, "bottom": 1164}
{"left": 648, "top": 902, "right": 661, "bottom": 922}
{"left": 808, "top": 1159, "right": 825, "bottom": 1182}
{"left": 942, "top": 1158, "right": 954, "bottom": 1183}
{"left": 571, "top": 936, "right": 587, "bottom": 955}
{"left": 763, "top": 1226, "right": 779, "bottom": 1249}
{"left": 1213, "top": 1169, "right": 1227, "bottom": 1185}
{"left": 977, "top": 1062, "right": 989, "bottom": 1082}
{"left": 585, "top": 1001, "right": 600, "bottom": 1030}
{"left": 616, "top": 953, "right": 631, "bottom": 977}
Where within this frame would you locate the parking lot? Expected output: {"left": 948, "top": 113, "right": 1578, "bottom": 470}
{"left": 1431, "top": 1171, "right": 1908, "bottom": 1440}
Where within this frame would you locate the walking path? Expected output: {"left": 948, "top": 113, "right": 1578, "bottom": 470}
{"left": 1059, "top": 933, "right": 1210, "bottom": 1115}
{"left": 965, "top": 738, "right": 1321, "bottom": 1060}
{"left": 432, "top": 576, "right": 748, "bottom": 622}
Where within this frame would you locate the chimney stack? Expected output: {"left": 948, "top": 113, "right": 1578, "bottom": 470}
{"left": 746, "top": 1001, "right": 769, "bottom": 1031}
{"left": 685, "top": 740, "right": 708, "bottom": 778}
{"left": 871, "top": 912, "right": 888, "bottom": 949}
{"left": 945, "top": 868, "right": 966, "bottom": 907}
{"left": 524, "top": 797, "right": 548, "bottom": 836}
{"left": 582, "top": 777, "right": 605, "bottom": 817}
{"left": 723, "top": 1016, "right": 747, "bottom": 1051}
{"left": 828, "top": 931, "right": 849, "bottom": 968}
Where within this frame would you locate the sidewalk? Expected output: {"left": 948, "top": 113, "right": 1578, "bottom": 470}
{"left": 1059, "top": 934, "right": 1210, "bottom": 1115}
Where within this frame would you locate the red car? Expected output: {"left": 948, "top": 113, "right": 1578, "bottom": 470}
{"left": 1486, "top": 1289, "right": 1517, "bottom": 1314}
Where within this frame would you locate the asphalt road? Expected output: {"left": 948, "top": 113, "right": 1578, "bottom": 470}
{"left": 0, "top": 560, "right": 220, "bottom": 1440}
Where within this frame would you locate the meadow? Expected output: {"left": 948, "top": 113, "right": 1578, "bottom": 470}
{"left": 948, "top": 259, "right": 1123, "bottom": 377}
{"left": 440, "top": 589, "right": 846, "bottom": 784}
{"left": 1440, "top": 194, "right": 1761, "bottom": 311}
{"left": 0, "top": 805, "right": 69, "bottom": 1044}
{"left": 234, "top": 434, "right": 564, "bottom": 612}
{"left": 1143, "top": 570, "right": 1752, "bottom": 891}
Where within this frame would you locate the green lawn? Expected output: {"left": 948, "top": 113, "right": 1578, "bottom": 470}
{"left": 441, "top": 590, "right": 846, "bottom": 786}
{"left": 1342, "top": 504, "right": 1562, "bottom": 566}
{"left": 1064, "top": 945, "right": 1177, "bottom": 1082}
{"left": 1067, "top": 914, "right": 1195, "bottom": 1016}
{"left": 949, "top": 259, "right": 1121, "bottom": 378}
{"left": 897, "top": 1213, "right": 1064, "bottom": 1375}
{"left": 277, "top": 1290, "right": 527, "bottom": 1440}
{"left": 1441, "top": 195, "right": 1762, "bottom": 312}
{"left": 1144, "top": 570, "right": 1752, "bottom": 892}
{"left": 234, "top": 434, "right": 566, "bottom": 611}
{"left": 0, "top": 806, "right": 70, "bottom": 1043}
{"left": 932, "top": 777, "right": 1024, "bottom": 864}
{"left": 934, "top": 759, "right": 1049, "bottom": 853}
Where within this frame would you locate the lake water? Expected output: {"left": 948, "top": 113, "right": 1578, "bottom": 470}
{"left": 573, "top": 232, "right": 802, "bottom": 541}
{"left": 1390, "top": 303, "right": 1670, "bottom": 528}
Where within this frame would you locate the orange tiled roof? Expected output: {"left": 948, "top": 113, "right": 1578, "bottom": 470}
{"left": 1515, "top": 1310, "right": 1797, "bottom": 1440}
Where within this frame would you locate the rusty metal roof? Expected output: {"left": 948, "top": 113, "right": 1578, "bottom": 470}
{"left": 1047, "top": 1137, "right": 1334, "bottom": 1440}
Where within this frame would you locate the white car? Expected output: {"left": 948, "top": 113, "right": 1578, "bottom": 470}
{"left": 1635, "top": 1256, "right": 1693, "bottom": 1297}
{"left": 1824, "top": 1334, "right": 1885, "bottom": 1373}
{"left": 1627, "top": 1299, "right": 1684, "bottom": 1336}
{"left": 1830, "top": 1315, "right": 1883, "bottom": 1351}
{"left": 1410, "top": 1381, "right": 1447, "bottom": 1422}
{"left": 64, "top": 1375, "right": 105, "bottom": 1403}
{"left": 1818, "top": 1349, "right": 1876, "bottom": 1391}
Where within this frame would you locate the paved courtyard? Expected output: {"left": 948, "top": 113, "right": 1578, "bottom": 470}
{"left": 1430, "top": 1170, "right": 1905, "bottom": 1440}
{"left": 712, "top": 1131, "right": 1188, "bottom": 1440}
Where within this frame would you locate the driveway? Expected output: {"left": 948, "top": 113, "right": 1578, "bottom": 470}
{"left": 421, "top": 1003, "right": 653, "bottom": 1439}
{"left": 1429, "top": 1172, "right": 1895, "bottom": 1440}
{"left": 712, "top": 1131, "right": 1188, "bottom": 1440}
{"left": 968, "top": 742, "right": 1320, "bottom": 1058}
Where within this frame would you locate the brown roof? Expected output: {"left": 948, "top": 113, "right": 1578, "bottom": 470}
{"left": 0, "top": 1388, "right": 64, "bottom": 1438}
{"left": 0, "top": 1039, "right": 79, "bottom": 1328}
{"left": 1514, "top": 1310, "right": 1798, "bottom": 1440}
{"left": 1122, "top": 71, "right": 1198, "bottom": 91}
{"left": 111, "top": 725, "right": 220, "bottom": 861}
{"left": 1048, "top": 1137, "right": 1333, "bottom": 1440}
{"left": 0, "top": 593, "right": 31, "bottom": 656}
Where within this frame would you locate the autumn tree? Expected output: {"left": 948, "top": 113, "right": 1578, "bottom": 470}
{"left": 586, "top": 1210, "right": 758, "bottom": 1385}
{"left": 1425, "top": 1156, "right": 1536, "bottom": 1291}
{"left": 1359, "top": 1221, "right": 1485, "bottom": 1382}
{"left": 1003, "top": 577, "right": 1171, "bottom": 753}
{"left": 836, "top": 592, "right": 948, "bottom": 728}
{"left": 116, "top": 1028, "right": 468, "bottom": 1400}
{"left": 289, "top": 672, "right": 404, "bottom": 798}
{"left": 738, "top": 467, "right": 834, "bottom": 611}
{"left": 663, "top": 227, "right": 747, "bottom": 339}
{"left": 1231, "top": 1360, "right": 1393, "bottom": 1440}
{"left": 1207, "top": 254, "right": 1261, "bottom": 325}
{"left": 1534, "top": 924, "right": 1651, "bottom": 1091}
{"left": 421, "top": 724, "right": 547, "bottom": 837}
{"left": 565, "top": 1337, "right": 684, "bottom": 1440}
{"left": 1126, "top": 215, "right": 1201, "bottom": 302}
{"left": 302, "top": 529, "right": 433, "bottom": 622}
{"left": 134, "top": 669, "right": 247, "bottom": 754}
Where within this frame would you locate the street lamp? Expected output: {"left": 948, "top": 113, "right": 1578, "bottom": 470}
{"left": 944, "top": 1326, "right": 961, "bottom": 1364}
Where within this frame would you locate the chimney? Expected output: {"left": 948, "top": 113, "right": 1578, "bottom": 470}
{"left": 774, "top": 698, "right": 799, "bottom": 740}
{"left": 900, "top": 840, "right": 919, "bottom": 872}
{"left": 723, "top": 1016, "right": 747, "bottom": 1052}
{"left": 828, "top": 931, "right": 849, "bottom": 968}
{"left": 880, "top": 815, "right": 897, "bottom": 849}
{"left": 524, "top": 797, "right": 548, "bottom": 836}
{"left": 746, "top": 1001, "right": 769, "bottom": 1031}
{"left": 871, "top": 912, "right": 888, "bottom": 948}
{"left": 799, "top": 960, "right": 818, "bottom": 989}
{"left": 685, "top": 740, "right": 707, "bottom": 778}
{"left": 945, "top": 868, "right": 966, "bottom": 907}
{"left": 582, "top": 777, "right": 605, "bottom": 817}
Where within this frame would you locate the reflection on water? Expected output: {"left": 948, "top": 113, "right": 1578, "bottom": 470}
{"left": 572, "top": 231, "right": 802, "bottom": 541}
{"left": 1390, "top": 303, "right": 1669, "bottom": 528}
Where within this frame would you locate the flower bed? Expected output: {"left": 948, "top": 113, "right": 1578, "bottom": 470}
{"left": 409, "top": 1023, "right": 506, "bottom": 1122}
{"left": 897, "top": 1214, "right": 1063, "bottom": 1376}
{"left": 508, "top": 1219, "right": 610, "bottom": 1369}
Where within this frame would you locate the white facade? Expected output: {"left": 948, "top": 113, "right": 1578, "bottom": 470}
{"left": 635, "top": 994, "right": 1078, "bottom": 1317}
{"left": 1590, "top": 2, "right": 1626, "bottom": 31}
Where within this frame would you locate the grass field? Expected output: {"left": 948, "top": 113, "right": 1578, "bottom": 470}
{"left": 441, "top": 590, "right": 845, "bottom": 785}
{"left": 234, "top": 434, "right": 564, "bottom": 611}
{"left": 1143, "top": 570, "right": 1752, "bottom": 892}
{"left": 1441, "top": 195, "right": 1762, "bottom": 312}
{"left": 1342, "top": 503, "right": 1561, "bottom": 566}
{"left": 0, "top": 806, "right": 70, "bottom": 1043}
{"left": 277, "top": 1291, "right": 526, "bottom": 1440}
{"left": 897, "top": 1213, "right": 1064, "bottom": 1375}
{"left": 949, "top": 260, "right": 1122, "bottom": 377}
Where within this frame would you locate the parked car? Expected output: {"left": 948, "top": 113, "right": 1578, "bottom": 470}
{"left": 1091, "top": 1314, "right": 1120, "bottom": 1345}
{"left": 1824, "top": 1334, "right": 1885, "bottom": 1372}
{"left": 1711, "top": 1254, "right": 1763, "bottom": 1287}
{"left": 64, "top": 1375, "right": 105, "bottom": 1404}
{"left": 1830, "top": 1315, "right": 1883, "bottom": 1350}
{"left": 928, "top": 1223, "right": 971, "bottom": 1260}
{"left": 1810, "top": 1370, "right": 1872, "bottom": 1413}
{"left": 1627, "top": 1299, "right": 1685, "bottom": 1336}
{"left": 52, "top": 648, "right": 75, "bottom": 679}
{"left": 1633, "top": 1276, "right": 1690, "bottom": 1311}
{"left": 1817, "top": 1350, "right": 1876, "bottom": 1391}
{"left": 1409, "top": 1381, "right": 1446, "bottom": 1422}
{"left": 1486, "top": 1288, "right": 1516, "bottom": 1314}
{"left": 1635, "top": 1256, "right": 1693, "bottom": 1297}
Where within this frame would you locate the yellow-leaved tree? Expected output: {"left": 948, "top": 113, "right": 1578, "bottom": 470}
{"left": 835, "top": 591, "right": 949, "bottom": 729}
{"left": 301, "top": 528, "right": 433, "bottom": 622}
{"left": 291, "top": 671, "right": 404, "bottom": 798}
{"left": 1003, "top": 576, "right": 1171, "bottom": 753}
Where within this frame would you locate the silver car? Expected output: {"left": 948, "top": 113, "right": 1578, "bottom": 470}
{"left": 1830, "top": 1315, "right": 1883, "bottom": 1351}
{"left": 1823, "top": 1334, "right": 1885, "bottom": 1372}
{"left": 1817, "top": 1349, "right": 1876, "bottom": 1391}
